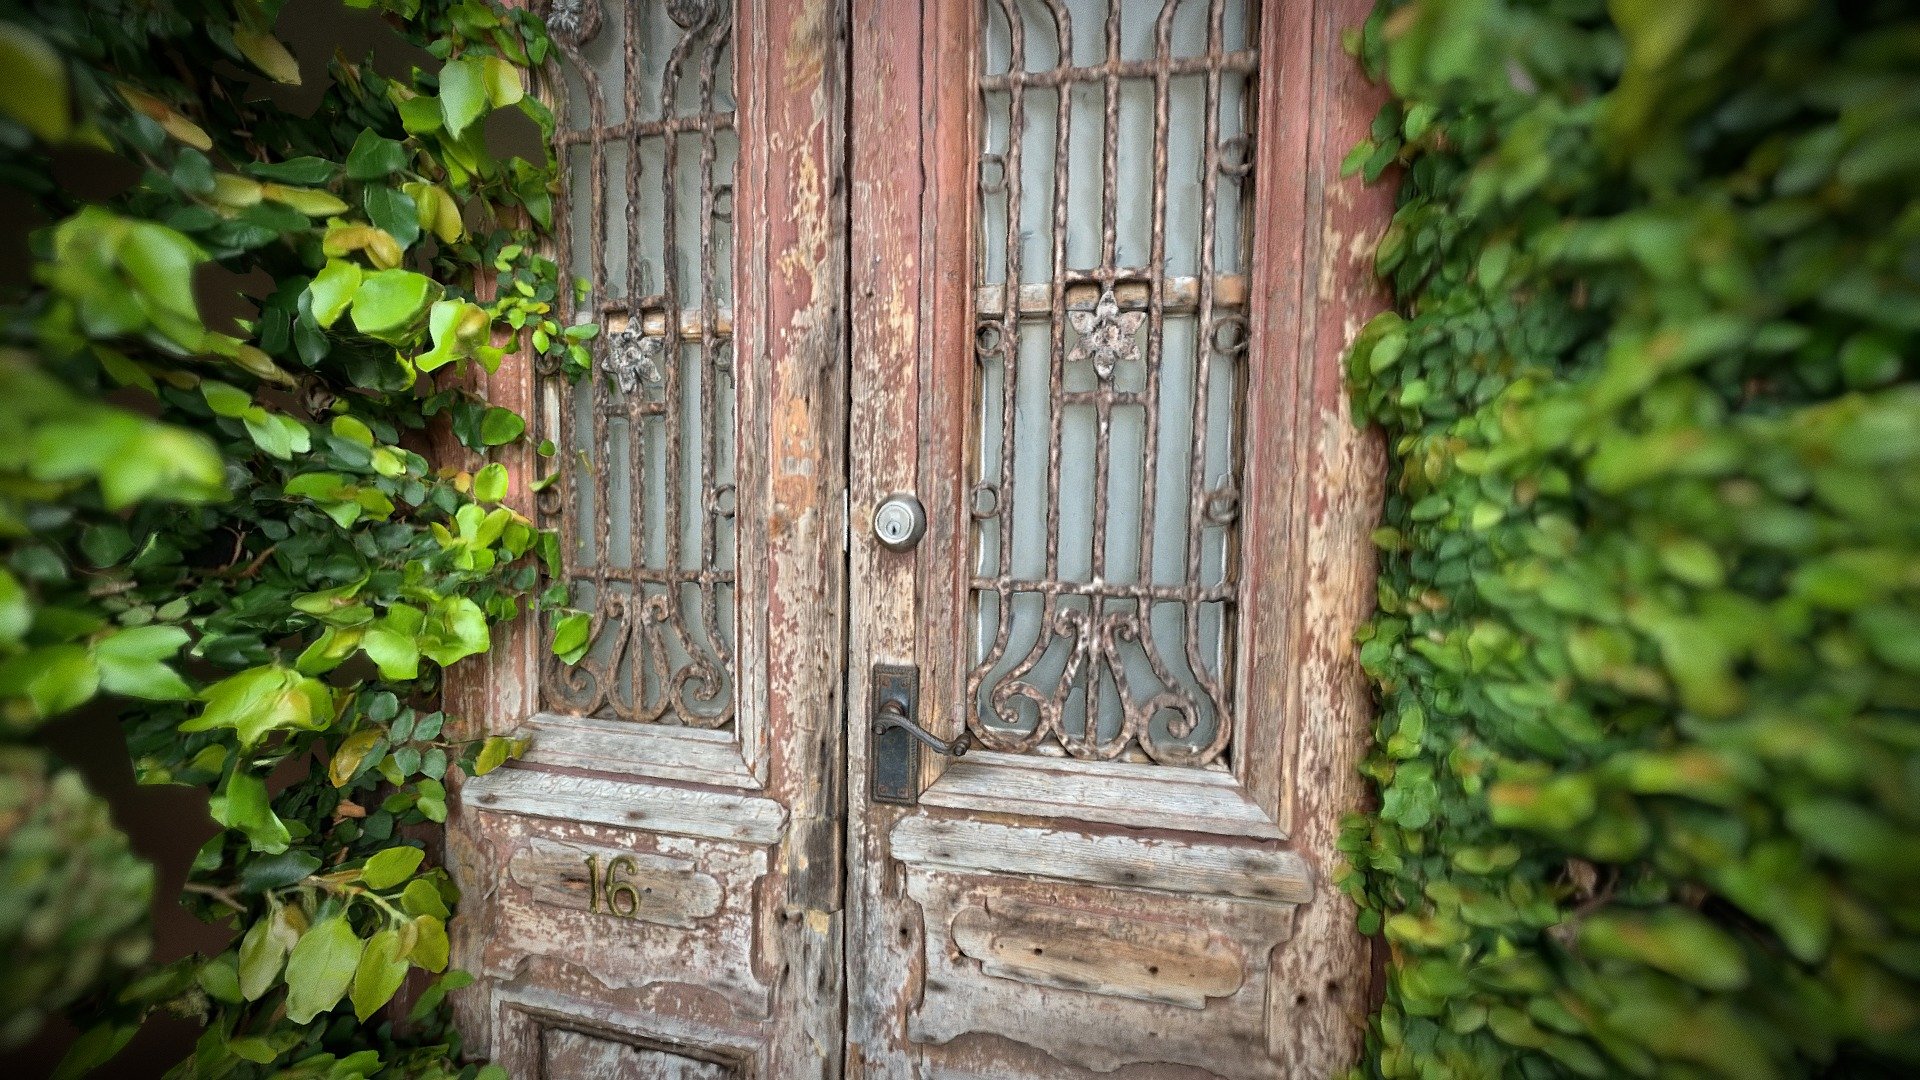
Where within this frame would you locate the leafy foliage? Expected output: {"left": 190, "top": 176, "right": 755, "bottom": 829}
{"left": 1343, "top": 1, "right": 1920, "bottom": 1077}
{"left": 0, "top": 0, "right": 579, "bottom": 1073}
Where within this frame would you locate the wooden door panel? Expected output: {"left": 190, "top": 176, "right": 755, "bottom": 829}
{"left": 466, "top": 796, "right": 776, "bottom": 1018}
{"left": 847, "top": 0, "right": 1388, "bottom": 1075}
{"left": 448, "top": 0, "right": 847, "bottom": 1075}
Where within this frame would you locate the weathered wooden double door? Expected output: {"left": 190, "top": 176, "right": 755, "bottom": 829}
{"left": 447, "top": 0, "right": 1385, "bottom": 1075}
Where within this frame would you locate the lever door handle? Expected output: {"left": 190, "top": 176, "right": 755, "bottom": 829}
{"left": 873, "top": 702, "right": 971, "bottom": 757}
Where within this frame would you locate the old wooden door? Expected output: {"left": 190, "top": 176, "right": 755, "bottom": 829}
{"left": 444, "top": 0, "right": 847, "bottom": 1075}
{"left": 844, "top": 0, "right": 1383, "bottom": 1075}
{"left": 448, "top": 0, "right": 1385, "bottom": 1076}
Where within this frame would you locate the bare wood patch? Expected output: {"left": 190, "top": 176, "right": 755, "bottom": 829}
{"left": 890, "top": 816, "right": 1311, "bottom": 906}
{"left": 951, "top": 895, "right": 1244, "bottom": 1009}
{"left": 465, "top": 767, "right": 787, "bottom": 845}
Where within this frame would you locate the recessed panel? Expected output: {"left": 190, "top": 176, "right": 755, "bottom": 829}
{"left": 543, "top": 1027, "right": 736, "bottom": 1079}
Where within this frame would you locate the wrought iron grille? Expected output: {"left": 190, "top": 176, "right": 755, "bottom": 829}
{"left": 537, "top": 0, "right": 738, "bottom": 727}
{"left": 967, "top": 0, "right": 1257, "bottom": 767}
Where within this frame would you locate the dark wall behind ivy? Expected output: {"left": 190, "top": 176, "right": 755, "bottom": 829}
{"left": 1344, "top": 0, "right": 1920, "bottom": 1077}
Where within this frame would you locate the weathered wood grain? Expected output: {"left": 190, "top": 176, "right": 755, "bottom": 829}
{"left": 951, "top": 895, "right": 1245, "bottom": 1009}
{"left": 905, "top": 869, "right": 1296, "bottom": 1078}
{"left": 890, "top": 815, "right": 1312, "bottom": 905}
{"left": 917, "top": 750, "right": 1286, "bottom": 840}
{"left": 544, "top": 1028, "right": 735, "bottom": 1080}
{"left": 1254, "top": 0, "right": 1393, "bottom": 1070}
{"left": 465, "top": 768, "right": 787, "bottom": 845}
{"left": 743, "top": 0, "right": 849, "bottom": 1076}
{"left": 477, "top": 813, "right": 773, "bottom": 1021}
{"left": 509, "top": 713, "right": 762, "bottom": 789}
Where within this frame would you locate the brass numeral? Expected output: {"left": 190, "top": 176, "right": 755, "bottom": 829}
{"left": 581, "top": 854, "right": 643, "bottom": 919}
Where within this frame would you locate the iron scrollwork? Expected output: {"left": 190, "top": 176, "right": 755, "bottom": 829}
{"left": 540, "top": 1, "right": 739, "bottom": 728}
{"left": 966, "top": 0, "right": 1260, "bottom": 768}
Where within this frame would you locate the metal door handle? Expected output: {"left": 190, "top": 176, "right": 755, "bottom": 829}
{"left": 873, "top": 702, "right": 971, "bottom": 757}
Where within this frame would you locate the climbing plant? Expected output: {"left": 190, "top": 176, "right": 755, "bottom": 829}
{"left": 0, "top": 0, "right": 593, "bottom": 1074}
{"left": 1343, "top": 0, "right": 1920, "bottom": 1077}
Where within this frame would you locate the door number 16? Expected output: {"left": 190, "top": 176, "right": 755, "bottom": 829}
{"left": 583, "top": 854, "right": 647, "bottom": 918}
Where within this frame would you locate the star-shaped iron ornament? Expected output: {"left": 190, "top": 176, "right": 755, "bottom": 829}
{"left": 1067, "top": 287, "right": 1146, "bottom": 380}
{"left": 601, "top": 325, "right": 666, "bottom": 395}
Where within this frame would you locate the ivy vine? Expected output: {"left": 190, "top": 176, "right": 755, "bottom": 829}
{"left": 0, "top": 0, "right": 590, "bottom": 1075}
{"left": 1345, "top": 1, "right": 1920, "bottom": 1077}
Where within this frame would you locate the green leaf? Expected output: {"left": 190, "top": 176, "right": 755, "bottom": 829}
{"left": 408, "top": 915, "right": 449, "bottom": 972}
{"left": 94, "top": 625, "right": 193, "bottom": 700}
{"left": 1580, "top": 908, "right": 1749, "bottom": 992}
{"left": 361, "top": 624, "right": 420, "bottom": 680}
{"left": 201, "top": 379, "right": 253, "bottom": 418}
{"left": 362, "top": 846, "right": 425, "bottom": 890}
{"left": 364, "top": 185, "right": 421, "bottom": 248}
{"left": 404, "top": 181, "right": 464, "bottom": 243}
{"left": 551, "top": 611, "right": 592, "bottom": 664}
{"left": 329, "top": 726, "right": 384, "bottom": 786}
{"left": 438, "top": 57, "right": 489, "bottom": 138}
{"left": 0, "top": 569, "right": 27, "bottom": 643}
{"left": 237, "top": 903, "right": 306, "bottom": 1003}
{"left": 473, "top": 462, "right": 509, "bottom": 503}
{"left": 331, "top": 414, "right": 375, "bottom": 447}
{"left": 182, "top": 665, "right": 335, "bottom": 748}
{"left": 420, "top": 596, "right": 489, "bottom": 667}
{"left": 50, "top": 1022, "right": 138, "bottom": 1080}
{"left": 246, "top": 156, "right": 335, "bottom": 184}
{"left": 233, "top": 26, "right": 301, "bottom": 85}
{"left": 0, "top": 22, "right": 71, "bottom": 143}
{"left": 237, "top": 849, "right": 322, "bottom": 894}
{"left": 243, "top": 410, "right": 310, "bottom": 461}
{"left": 119, "top": 221, "right": 206, "bottom": 328}
{"left": 478, "top": 406, "right": 525, "bottom": 446}
{"left": 262, "top": 182, "right": 349, "bottom": 217}
{"left": 96, "top": 624, "right": 190, "bottom": 662}
{"left": 209, "top": 770, "right": 291, "bottom": 854}
{"left": 307, "top": 260, "right": 362, "bottom": 329}
{"left": 283, "top": 915, "right": 364, "bottom": 1024}
{"left": 0, "top": 644, "right": 99, "bottom": 719}
{"left": 396, "top": 92, "right": 444, "bottom": 134}
{"left": 197, "top": 953, "right": 243, "bottom": 1004}
{"left": 350, "top": 269, "right": 438, "bottom": 342}
{"left": 472, "top": 735, "right": 514, "bottom": 777}
{"left": 79, "top": 523, "right": 134, "bottom": 566}
{"left": 345, "top": 129, "right": 409, "bottom": 180}
{"left": 401, "top": 877, "right": 450, "bottom": 919}
{"left": 481, "top": 56, "right": 524, "bottom": 107}
{"left": 351, "top": 928, "right": 408, "bottom": 1020}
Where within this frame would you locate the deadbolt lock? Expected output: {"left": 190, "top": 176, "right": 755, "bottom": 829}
{"left": 872, "top": 493, "right": 926, "bottom": 552}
